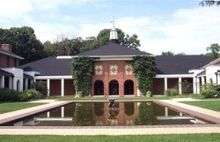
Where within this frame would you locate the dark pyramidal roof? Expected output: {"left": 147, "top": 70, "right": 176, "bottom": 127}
{"left": 20, "top": 55, "right": 212, "bottom": 76}
{"left": 75, "top": 41, "right": 150, "bottom": 57}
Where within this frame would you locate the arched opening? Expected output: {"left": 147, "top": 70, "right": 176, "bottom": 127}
{"left": 109, "top": 80, "right": 119, "bottom": 95}
{"left": 94, "top": 80, "right": 104, "bottom": 95}
{"left": 16, "top": 80, "right": 20, "bottom": 91}
{"left": 124, "top": 80, "right": 134, "bottom": 95}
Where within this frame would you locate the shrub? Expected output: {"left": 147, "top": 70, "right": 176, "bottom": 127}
{"left": 0, "top": 88, "right": 21, "bottom": 102}
{"left": 0, "top": 88, "right": 43, "bottom": 102}
{"left": 166, "top": 88, "right": 178, "bottom": 96}
{"left": 20, "top": 89, "right": 43, "bottom": 101}
{"left": 31, "top": 81, "right": 47, "bottom": 96}
{"left": 201, "top": 84, "right": 218, "bottom": 98}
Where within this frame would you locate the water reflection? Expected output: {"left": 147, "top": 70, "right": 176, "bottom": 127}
{"left": 8, "top": 101, "right": 208, "bottom": 126}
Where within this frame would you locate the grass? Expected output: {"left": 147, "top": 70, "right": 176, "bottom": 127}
{"left": 0, "top": 134, "right": 219, "bottom": 142}
{"left": 183, "top": 100, "right": 220, "bottom": 111}
{"left": 0, "top": 102, "right": 44, "bottom": 114}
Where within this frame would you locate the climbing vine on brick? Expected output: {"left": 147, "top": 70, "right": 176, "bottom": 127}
{"left": 72, "top": 57, "right": 95, "bottom": 96}
{"left": 130, "top": 56, "right": 156, "bottom": 96}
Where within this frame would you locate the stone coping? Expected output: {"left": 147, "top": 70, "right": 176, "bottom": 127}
{"left": 154, "top": 100, "right": 220, "bottom": 124}
{"left": 0, "top": 101, "right": 72, "bottom": 125}
{"left": 0, "top": 124, "right": 219, "bottom": 135}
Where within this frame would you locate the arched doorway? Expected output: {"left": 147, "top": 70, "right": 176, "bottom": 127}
{"left": 94, "top": 80, "right": 104, "bottom": 95}
{"left": 124, "top": 80, "right": 134, "bottom": 95}
{"left": 109, "top": 80, "right": 119, "bottom": 95}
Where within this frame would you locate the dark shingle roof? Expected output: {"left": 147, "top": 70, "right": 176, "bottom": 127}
{"left": 0, "top": 69, "right": 14, "bottom": 77}
{"left": 21, "top": 57, "right": 72, "bottom": 76}
{"left": 155, "top": 55, "right": 212, "bottom": 74}
{"left": 21, "top": 55, "right": 213, "bottom": 76}
{"left": 75, "top": 41, "right": 149, "bottom": 57}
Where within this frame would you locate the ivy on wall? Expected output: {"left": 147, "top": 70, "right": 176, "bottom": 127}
{"left": 72, "top": 57, "right": 95, "bottom": 96}
{"left": 130, "top": 56, "right": 156, "bottom": 96}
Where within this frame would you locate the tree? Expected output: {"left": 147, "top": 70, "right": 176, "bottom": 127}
{"left": 200, "top": 0, "right": 220, "bottom": 6}
{"left": 161, "top": 51, "right": 174, "bottom": 56}
{"left": 0, "top": 27, "right": 45, "bottom": 64}
{"left": 206, "top": 43, "right": 220, "bottom": 59}
{"left": 44, "top": 37, "right": 82, "bottom": 56}
{"left": 97, "top": 29, "right": 140, "bottom": 49}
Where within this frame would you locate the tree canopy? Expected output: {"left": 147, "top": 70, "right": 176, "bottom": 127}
{"left": 0, "top": 27, "right": 45, "bottom": 64}
{"left": 200, "top": 0, "right": 220, "bottom": 6}
{"left": 206, "top": 43, "right": 220, "bottom": 59}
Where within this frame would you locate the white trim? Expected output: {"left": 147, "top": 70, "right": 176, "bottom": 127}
{"left": 35, "top": 76, "right": 72, "bottom": 80}
{"left": 96, "top": 57, "right": 133, "bottom": 61}
{"left": 56, "top": 56, "right": 73, "bottom": 59}
{"left": 156, "top": 74, "right": 194, "bottom": 78}
{"left": 47, "top": 79, "right": 50, "bottom": 96}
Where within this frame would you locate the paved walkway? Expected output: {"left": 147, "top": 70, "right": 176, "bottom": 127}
{"left": 0, "top": 101, "right": 72, "bottom": 125}
{"left": 154, "top": 100, "right": 220, "bottom": 124}
{"left": 0, "top": 125, "right": 219, "bottom": 135}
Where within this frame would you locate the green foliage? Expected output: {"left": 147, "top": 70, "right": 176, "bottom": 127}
{"left": 161, "top": 51, "right": 174, "bottom": 56}
{"left": 200, "top": 0, "right": 220, "bottom": 6}
{"left": 136, "top": 102, "right": 156, "bottom": 125}
{"left": 130, "top": 56, "right": 156, "bottom": 96}
{"left": 0, "top": 88, "right": 21, "bottom": 102}
{"left": 0, "top": 88, "right": 43, "bottom": 102}
{"left": 206, "top": 43, "right": 220, "bottom": 59}
{"left": 0, "top": 27, "right": 45, "bottom": 64}
{"left": 73, "top": 103, "right": 95, "bottom": 126}
{"left": 97, "top": 28, "right": 140, "bottom": 49}
{"left": 72, "top": 57, "right": 95, "bottom": 96}
{"left": 165, "top": 89, "right": 178, "bottom": 96}
{"left": 201, "top": 84, "right": 220, "bottom": 98}
{"left": 31, "top": 81, "right": 47, "bottom": 96}
{"left": 20, "top": 89, "right": 43, "bottom": 101}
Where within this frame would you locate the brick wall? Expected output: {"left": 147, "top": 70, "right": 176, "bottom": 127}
{"left": 0, "top": 54, "right": 16, "bottom": 67}
{"left": 92, "top": 60, "right": 137, "bottom": 96}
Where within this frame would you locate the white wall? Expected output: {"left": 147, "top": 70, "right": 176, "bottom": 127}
{"left": 2, "top": 68, "right": 24, "bottom": 91}
{"left": 205, "top": 65, "right": 220, "bottom": 84}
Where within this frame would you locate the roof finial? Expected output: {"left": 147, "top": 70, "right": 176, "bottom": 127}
{"left": 110, "top": 19, "right": 118, "bottom": 41}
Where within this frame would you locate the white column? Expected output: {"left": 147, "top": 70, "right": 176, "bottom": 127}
{"left": 61, "top": 107, "right": 64, "bottom": 118}
{"left": 25, "top": 79, "right": 28, "bottom": 90}
{"left": 61, "top": 78, "right": 64, "bottom": 97}
{"left": 0, "top": 76, "right": 5, "bottom": 88}
{"left": 137, "top": 89, "right": 141, "bottom": 96}
{"left": 164, "top": 77, "right": 168, "bottom": 94}
{"left": 178, "top": 77, "right": 182, "bottom": 95}
{"left": 193, "top": 77, "right": 197, "bottom": 94}
{"left": 196, "top": 77, "right": 200, "bottom": 94}
{"left": 201, "top": 76, "right": 205, "bottom": 85}
{"left": 165, "top": 107, "right": 168, "bottom": 117}
{"left": 47, "top": 112, "right": 50, "bottom": 118}
{"left": 47, "top": 79, "right": 50, "bottom": 96}
{"left": 9, "top": 77, "right": 13, "bottom": 89}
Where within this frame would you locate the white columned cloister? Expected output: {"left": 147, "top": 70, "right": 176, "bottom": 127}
{"left": 25, "top": 78, "right": 29, "bottom": 90}
{"left": 47, "top": 79, "right": 50, "bottom": 96}
{"left": 193, "top": 77, "right": 197, "bottom": 94}
{"left": 9, "top": 77, "right": 13, "bottom": 89}
{"left": 196, "top": 77, "right": 200, "bottom": 94}
{"left": 61, "top": 78, "right": 64, "bottom": 97}
{"left": 0, "top": 76, "right": 5, "bottom": 88}
{"left": 164, "top": 77, "right": 168, "bottom": 93}
{"left": 178, "top": 77, "right": 182, "bottom": 95}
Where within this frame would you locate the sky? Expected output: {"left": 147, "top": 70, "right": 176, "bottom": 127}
{"left": 0, "top": 0, "right": 220, "bottom": 55}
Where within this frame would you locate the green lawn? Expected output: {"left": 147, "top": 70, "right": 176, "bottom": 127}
{"left": 0, "top": 102, "right": 44, "bottom": 114}
{"left": 0, "top": 134, "right": 219, "bottom": 142}
{"left": 183, "top": 100, "right": 220, "bottom": 111}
